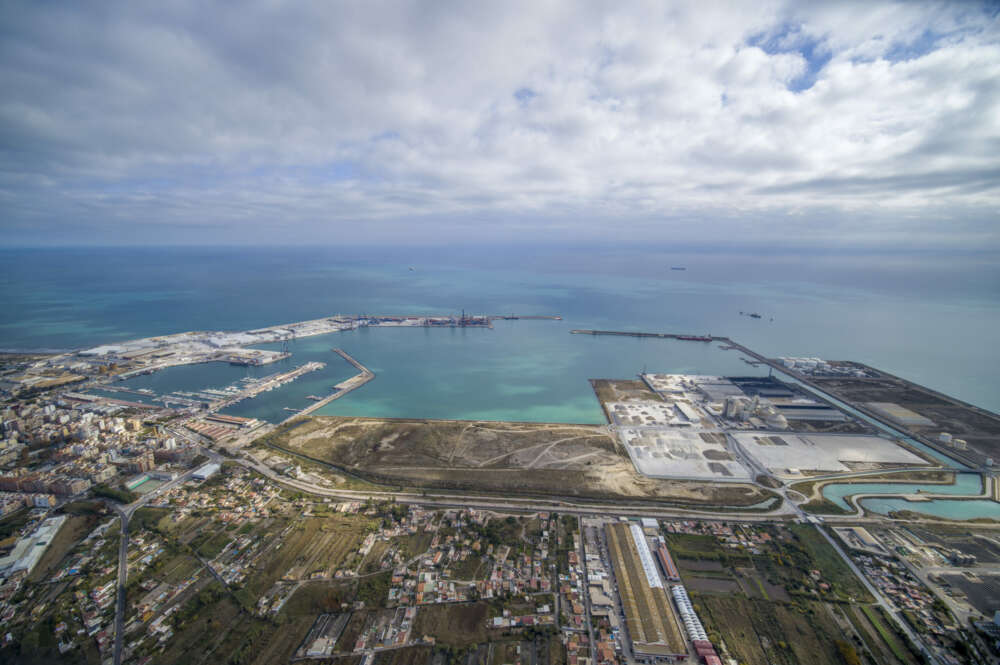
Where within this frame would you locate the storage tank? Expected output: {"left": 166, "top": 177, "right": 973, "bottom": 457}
{"left": 939, "top": 432, "right": 952, "bottom": 444}
{"left": 765, "top": 412, "right": 788, "bottom": 430}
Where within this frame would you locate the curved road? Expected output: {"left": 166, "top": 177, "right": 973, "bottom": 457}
{"left": 111, "top": 449, "right": 219, "bottom": 665}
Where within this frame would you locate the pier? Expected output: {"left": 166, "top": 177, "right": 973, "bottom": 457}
{"left": 283, "top": 349, "right": 375, "bottom": 422}
{"left": 570, "top": 328, "right": 983, "bottom": 469}
{"left": 490, "top": 315, "right": 562, "bottom": 321}
{"left": 570, "top": 329, "right": 717, "bottom": 341}
{"left": 215, "top": 362, "right": 326, "bottom": 410}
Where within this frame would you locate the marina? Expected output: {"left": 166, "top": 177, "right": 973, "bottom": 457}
{"left": 285, "top": 349, "right": 375, "bottom": 421}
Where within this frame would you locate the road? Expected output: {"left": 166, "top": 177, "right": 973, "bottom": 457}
{"left": 778, "top": 484, "right": 941, "bottom": 665}
{"left": 237, "top": 450, "right": 801, "bottom": 521}
{"left": 111, "top": 447, "right": 221, "bottom": 665}
{"left": 576, "top": 528, "right": 597, "bottom": 665}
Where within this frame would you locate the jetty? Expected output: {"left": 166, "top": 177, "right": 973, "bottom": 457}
{"left": 570, "top": 329, "right": 715, "bottom": 341}
{"left": 284, "top": 349, "right": 374, "bottom": 422}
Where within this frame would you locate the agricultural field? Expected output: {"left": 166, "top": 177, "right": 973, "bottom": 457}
{"left": 661, "top": 520, "right": 926, "bottom": 665}
{"left": 694, "top": 595, "right": 857, "bottom": 665}
{"left": 446, "top": 554, "right": 488, "bottom": 581}
{"left": 270, "top": 416, "right": 776, "bottom": 507}
{"left": 664, "top": 523, "right": 872, "bottom": 603}
{"left": 845, "top": 604, "right": 921, "bottom": 665}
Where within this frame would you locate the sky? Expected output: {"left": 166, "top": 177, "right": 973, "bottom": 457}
{"left": 1, "top": 1, "right": 998, "bottom": 249}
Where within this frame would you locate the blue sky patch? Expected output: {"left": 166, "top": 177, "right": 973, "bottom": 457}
{"left": 748, "top": 22, "right": 832, "bottom": 92}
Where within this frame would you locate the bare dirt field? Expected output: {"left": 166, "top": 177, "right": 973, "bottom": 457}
{"left": 269, "top": 416, "right": 775, "bottom": 507}
{"left": 812, "top": 373, "right": 1000, "bottom": 462}
{"left": 590, "top": 379, "right": 662, "bottom": 421}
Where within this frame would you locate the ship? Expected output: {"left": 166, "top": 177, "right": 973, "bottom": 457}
{"left": 670, "top": 266, "right": 686, "bottom": 271}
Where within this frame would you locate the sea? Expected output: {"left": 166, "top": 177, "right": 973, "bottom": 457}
{"left": 2, "top": 245, "right": 998, "bottom": 417}
{"left": 3, "top": 245, "right": 999, "bottom": 518}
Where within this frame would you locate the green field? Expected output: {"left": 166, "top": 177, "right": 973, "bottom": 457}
{"left": 666, "top": 525, "right": 872, "bottom": 604}
{"left": 695, "top": 595, "right": 847, "bottom": 665}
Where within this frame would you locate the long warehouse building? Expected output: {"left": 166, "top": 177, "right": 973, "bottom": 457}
{"left": 605, "top": 523, "right": 687, "bottom": 660}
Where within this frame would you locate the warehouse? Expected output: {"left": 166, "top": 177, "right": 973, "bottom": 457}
{"left": 0, "top": 515, "right": 66, "bottom": 579}
{"left": 605, "top": 522, "right": 687, "bottom": 660}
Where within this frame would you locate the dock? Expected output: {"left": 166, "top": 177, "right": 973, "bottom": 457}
{"left": 569, "top": 327, "right": 983, "bottom": 469}
{"left": 570, "top": 329, "right": 716, "bottom": 341}
{"left": 284, "top": 349, "right": 374, "bottom": 422}
{"left": 490, "top": 315, "right": 562, "bottom": 321}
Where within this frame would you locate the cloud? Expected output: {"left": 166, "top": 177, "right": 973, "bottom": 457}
{"left": 0, "top": 0, "right": 998, "bottom": 248}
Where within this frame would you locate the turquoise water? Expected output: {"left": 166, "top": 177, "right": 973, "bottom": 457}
{"left": 2, "top": 246, "right": 999, "bottom": 416}
{"left": 859, "top": 498, "right": 1000, "bottom": 520}
{"left": 3, "top": 246, "right": 999, "bottom": 518}
{"left": 821, "top": 473, "right": 1000, "bottom": 520}
{"left": 230, "top": 322, "right": 768, "bottom": 423}
{"left": 822, "top": 473, "right": 984, "bottom": 509}
{"left": 107, "top": 321, "right": 768, "bottom": 424}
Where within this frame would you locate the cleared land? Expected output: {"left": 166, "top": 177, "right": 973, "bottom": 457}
{"left": 270, "top": 416, "right": 775, "bottom": 506}
{"left": 809, "top": 371, "right": 1000, "bottom": 465}
{"left": 412, "top": 602, "right": 491, "bottom": 646}
{"left": 590, "top": 379, "right": 663, "bottom": 421}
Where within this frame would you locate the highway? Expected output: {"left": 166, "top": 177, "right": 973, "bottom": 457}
{"left": 236, "top": 450, "right": 801, "bottom": 521}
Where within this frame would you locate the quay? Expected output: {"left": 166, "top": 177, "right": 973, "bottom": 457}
{"left": 284, "top": 349, "right": 375, "bottom": 422}
{"left": 569, "top": 328, "right": 983, "bottom": 470}
{"left": 217, "top": 362, "right": 326, "bottom": 410}
{"left": 490, "top": 315, "right": 562, "bottom": 321}
{"left": 570, "top": 329, "right": 716, "bottom": 341}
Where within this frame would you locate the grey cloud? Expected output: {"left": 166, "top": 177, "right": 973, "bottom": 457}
{"left": 756, "top": 167, "right": 1000, "bottom": 196}
{"left": 0, "top": 1, "right": 998, "bottom": 248}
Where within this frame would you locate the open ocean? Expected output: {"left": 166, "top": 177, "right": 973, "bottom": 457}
{"left": 2, "top": 245, "right": 999, "bottom": 420}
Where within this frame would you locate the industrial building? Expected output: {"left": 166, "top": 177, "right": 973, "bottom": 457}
{"left": 192, "top": 463, "right": 220, "bottom": 480}
{"left": 604, "top": 522, "right": 687, "bottom": 660}
{"left": 0, "top": 515, "right": 66, "bottom": 579}
{"left": 730, "top": 432, "right": 928, "bottom": 479}
{"left": 656, "top": 543, "right": 680, "bottom": 582}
